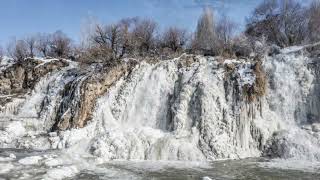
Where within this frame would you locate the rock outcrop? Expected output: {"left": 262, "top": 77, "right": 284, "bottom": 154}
{"left": 52, "top": 62, "right": 137, "bottom": 130}
{"left": 0, "top": 58, "right": 68, "bottom": 95}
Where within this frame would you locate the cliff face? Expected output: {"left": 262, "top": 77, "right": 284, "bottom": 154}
{"left": 51, "top": 62, "right": 136, "bottom": 131}
{"left": 0, "top": 58, "right": 68, "bottom": 95}
{"left": 0, "top": 50, "right": 320, "bottom": 162}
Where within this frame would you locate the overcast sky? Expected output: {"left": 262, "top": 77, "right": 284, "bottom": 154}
{"left": 0, "top": 0, "right": 312, "bottom": 46}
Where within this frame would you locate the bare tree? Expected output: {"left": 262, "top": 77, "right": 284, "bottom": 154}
{"left": 216, "top": 14, "right": 237, "bottom": 53}
{"left": 93, "top": 24, "right": 108, "bottom": 47}
{"left": 49, "top": 31, "right": 72, "bottom": 58}
{"left": 308, "top": 0, "right": 320, "bottom": 42}
{"left": 7, "top": 39, "right": 28, "bottom": 61}
{"left": 246, "top": 0, "right": 307, "bottom": 47}
{"left": 92, "top": 23, "right": 124, "bottom": 60}
{"left": 105, "top": 24, "right": 123, "bottom": 59}
{"left": 132, "top": 18, "right": 158, "bottom": 55}
{"left": 193, "top": 7, "right": 217, "bottom": 54}
{"left": 36, "top": 33, "right": 51, "bottom": 57}
{"left": 24, "top": 35, "right": 37, "bottom": 58}
{"left": 118, "top": 17, "right": 138, "bottom": 57}
{"left": 86, "top": 17, "right": 139, "bottom": 63}
{"left": 161, "top": 26, "right": 187, "bottom": 52}
{"left": 280, "top": 0, "right": 308, "bottom": 45}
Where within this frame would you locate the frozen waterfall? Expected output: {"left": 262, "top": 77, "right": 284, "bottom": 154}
{"left": 1, "top": 50, "right": 320, "bottom": 162}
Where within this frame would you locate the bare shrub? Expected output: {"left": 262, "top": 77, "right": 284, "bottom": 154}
{"left": 243, "top": 61, "right": 267, "bottom": 102}
{"left": 232, "top": 35, "right": 254, "bottom": 58}
{"left": 253, "top": 60, "right": 267, "bottom": 97}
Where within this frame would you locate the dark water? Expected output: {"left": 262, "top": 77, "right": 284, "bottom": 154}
{"left": 75, "top": 160, "right": 320, "bottom": 180}
{"left": 1, "top": 148, "right": 320, "bottom": 180}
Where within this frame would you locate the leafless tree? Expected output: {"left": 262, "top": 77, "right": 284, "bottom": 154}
{"left": 105, "top": 24, "right": 123, "bottom": 59}
{"left": 36, "top": 33, "right": 51, "bottom": 57}
{"left": 246, "top": 0, "right": 307, "bottom": 47}
{"left": 118, "top": 17, "right": 138, "bottom": 57}
{"left": 92, "top": 23, "right": 125, "bottom": 60}
{"left": 24, "top": 35, "right": 37, "bottom": 58}
{"left": 161, "top": 26, "right": 187, "bottom": 52}
{"left": 280, "top": 0, "right": 308, "bottom": 46}
{"left": 193, "top": 7, "right": 217, "bottom": 54}
{"left": 6, "top": 39, "right": 28, "bottom": 61}
{"left": 308, "top": 0, "right": 320, "bottom": 42}
{"left": 132, "top": 18, "right": 158, "bottom": 55}
{"left": 85, "top": 17, "right": 139, "bottom": 63}
{"left": 216, "top": 14, "right": 237, "bottom": 53}
{"left": 49, "top": 31, "right": 72, "bottom": 58}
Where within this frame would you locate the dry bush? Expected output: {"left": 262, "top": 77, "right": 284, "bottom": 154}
{"left": 253, "top": 60, "right": 267, "bottom": 97}
{"left": 232, "top": 35, "right": 254, "bottom": 58}
{"left": 243, "top": 60, "right": 267, "bottom": 102}
{"left": 78, "top": 46, "right": 113, "bottom": 65}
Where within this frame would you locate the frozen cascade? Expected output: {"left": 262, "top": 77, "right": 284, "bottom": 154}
{"left": 1, "top": 50, "right": 320, "bottom": 162}
{"left": 0, "top": 62, "right": 83, "bottom": 147}
{"left": 263, "top": 52, "right": 320, "bottom": 161}
{"left": 88, "top": 56, "right": 274, "bottom": 160}
{"left": 88, "top": 53, "right": 320, "bottom": 161}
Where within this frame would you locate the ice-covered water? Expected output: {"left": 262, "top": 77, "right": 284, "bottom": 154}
{"left": 0, "top": 148, "right": 320, "bottom": 180}
{"left": 1, "top": 50, "right": 320, "bottom": 179}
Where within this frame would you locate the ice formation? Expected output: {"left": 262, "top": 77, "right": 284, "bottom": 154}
{"left": 0, "top": 49, "right": 320, "bottom": 164}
